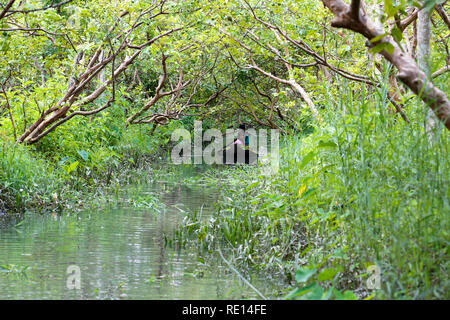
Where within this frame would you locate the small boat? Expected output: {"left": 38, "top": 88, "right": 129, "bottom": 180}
{"left": 221, "top": 143, "right": 258, "bottom": 165}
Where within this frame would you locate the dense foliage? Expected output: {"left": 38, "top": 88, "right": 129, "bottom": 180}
{"left": 0, "top": 0, "right": 448, "bottom": 299}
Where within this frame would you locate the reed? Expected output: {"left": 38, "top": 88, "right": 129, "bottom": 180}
{"left": 179, "top": 80, "right": 449, "bottom": 299}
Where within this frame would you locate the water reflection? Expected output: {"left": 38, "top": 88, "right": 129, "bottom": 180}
{"left": 0, "top": 180, "right": 267, "bottom": 300}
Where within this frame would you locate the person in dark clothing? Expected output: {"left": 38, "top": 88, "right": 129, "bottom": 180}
{"left": 223, "top": 124, "right": 257, "bottom": 164}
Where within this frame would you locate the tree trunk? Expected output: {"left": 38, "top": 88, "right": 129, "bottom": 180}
{"left": 370, "top": 2, "right": 403, "bottom": 111}
{"left": 417, "top": 7, "right": 438, "bottom": 134}
{"left": 321, "top": 0, "right": 450, "bottom": 130}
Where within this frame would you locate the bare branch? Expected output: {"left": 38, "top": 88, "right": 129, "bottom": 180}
{"left": 350, "top": 0, "right": 361, "bottom": 20}
{"left": 18, "top": 3, "right": 181, "bottom": 144}
{"left": 396, "top": 8, "right": 418, "bottom": 31}
{"left": 0, "top": 0, "right": 15, "bottom": 20}
{"left": 126, "top": 54, "right": 190, "bottom": 126}
{"left": 240, "top": 0, "right": 373, "bottom": 85}
{"left": 321, "top": 0, "right": 450, "bottom": 130}
{"left": 435, "top": 4, "right": 450, "bottom": 30}
{"left": 247, "top": 57, "right": 322, "bottom": 122}
{"left": 7, "top": 0, "right": 74, "bottom": 15}
{"left": 432, "top": 65, "right": 450, "bottom": 78}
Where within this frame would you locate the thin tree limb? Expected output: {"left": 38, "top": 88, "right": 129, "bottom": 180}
{"left": 0, "top": 0, "right": 15, "bottom": 20}
{"left": 435, "top": 4, "right": 450, "bottom": 30}
{"left": 432, "top": 65, "right": 450, "bottom": 78}
{"left": 321, "top": 0, "right": 450, "bottom": 130}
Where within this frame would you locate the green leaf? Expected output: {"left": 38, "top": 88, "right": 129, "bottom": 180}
{"left": 77, "top": 150, "right": 89, "bottom": 161}
{"left": 66, "top": 161, "right": 79, "bottom": 174}
{"left": 58, "top": 156, "right": 69, "bottom": 166}
{"left": 331, "top": 248, "right": 349, "bottom": 260}
{"left": 423, "top": 0, "right": 445, "bottom": 13}
{"left": 369, "top": 33, "right": 388, "bottom": 44}
{"left": 342, "top": 290, "right": 358, "bottom": 300}
{"left": 299, "top": 151, "right": 315, "bottom": 170}
{"left": 284, "top": 283, "right": 317, "bottom": 299}
{"left": 333, "top": 288, "right": 358, "bottom": 300}
{"left": 412, "top": 1, "right": 422, "bottom": 8}
{"left": 318, "top": 268, "right": 338, "bottom": 281}
{"left": 307, "top": 285, "right": 324, "bottom": 300}
{"left": 295, "top": 267, "right": 316, "bottom": 283}
{"left": 318, "top": 140, "right": 337, "bottom": 149}
{"left": 391, "top": 27, "right": 403, "bottom": 44}
{"left": 383, "top": 0, "right": 395, "bottom": 17}
{"left": 369, "top": 42, "right": 394, "bottom": 55}
{"left": 383, "top": 42, "right": 395, "bottom": 54}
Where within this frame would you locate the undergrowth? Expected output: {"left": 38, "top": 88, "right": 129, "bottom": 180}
{"left": 176, "top": 81, "right": 449, "bottom": 300}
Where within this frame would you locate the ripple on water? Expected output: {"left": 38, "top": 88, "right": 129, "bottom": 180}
{"left": 0, "top": 182, "right": 270, "bottom": 300}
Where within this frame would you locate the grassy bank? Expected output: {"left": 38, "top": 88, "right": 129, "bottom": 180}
{"left": 177, "top": 83, "right": 449, "bottom": 300}
{"left": 0, "top": 119, "right": 178, "bottom": 223}
{"left": 0, "top": 142, "right": 60, "bottom": 222}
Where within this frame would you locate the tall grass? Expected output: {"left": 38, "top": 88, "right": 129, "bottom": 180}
{"left": 0, "top": 142, "right": 61, "bottom": 215}
{"left": 179, "top": 80, "right": 449, "bottom": 299}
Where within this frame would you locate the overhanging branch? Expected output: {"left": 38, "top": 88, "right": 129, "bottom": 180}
{"left": 321, "top": 0, "right": 450, "bottom": 130}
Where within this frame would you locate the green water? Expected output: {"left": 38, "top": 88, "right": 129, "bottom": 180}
{"left": 0, "top": 178, "right": 271, "bottom": 299}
